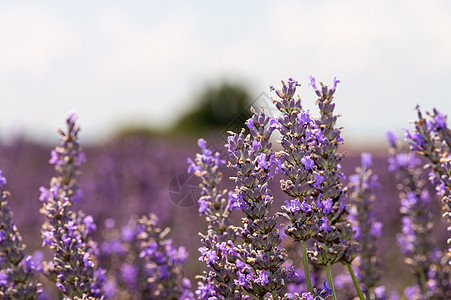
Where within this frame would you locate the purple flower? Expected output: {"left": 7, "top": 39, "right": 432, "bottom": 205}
{"left": 50, "top": 184, "right": 59, "bottom": 199}
{"left": 283, "top": 199, "right": 300, "bottom": 213}
{"left": 301, "top": 293, "right": 314, "bottom": 300}
{"left": 301, "top": 156, "right": 314, "bottom": 171}
{"left": 273, "top": 157, "right": 283, "bottom": 174}
{"left": 83, "top": 252, "right": 95, "bottom": 269}
{"left": 187, "top": 158, "right": 200, "bottom": 174}
{"left": 140, "top": 241, "right": 158, "bottom": 258}
{"left": 121, "top": 225, "right": 135, "bottom": 242}
{"left": 42, "top": 230, "right": 54, "bottom": 247}
{"left": 370, "top": 222, "right": 383, "bottom": 237}
{"left": 349, "top": 174, "right": 359, "bottom": 186}
{"left": 0, "top": 171, "right": 6, "bottom": 187}
{"left": 198, "top": 138, "right": 207, "bottom": 150}
{"left": 257, "top": 153, "right": 270, "bottom": 169}
{"left": 56, "top": 281, "right": 66, "bottom": 293}
{"left": 49, "top": 149, "right": 60, "bottom": 165}
{"left": 332, "top": 76, "right": 340, "bottom": 90}
{"left": 195, "top": 281, "right": 216, "bottom": 298}
{"left": 308, "top": 75, "right": 317, "bottom": 90}
{"left": 198, "top": 199, "right": 208, "bottom": 215}
{"left": 62, "top": 234, "right": 71, "bottom": 247}
{"left": 255, "top": 271, "right": 269, "bottom": 286}
{"left": 0, "top": 272, "right": 8, "bottom": 287}
{"left": 198, "top": 247, "right": 219, "bottom": 264}
{"left": 301, "top": 201, "right": 312, "bottom": 213}
{"left": 361, "top": 152, "right": 372, "bottom": 168}
{"left": 386, "top": 131, "right": 397, "bottom": 145}
{"left": 83, "top": 215, "right": 97, "bottom": 233}
{"left": 246, "top": 118, "right": 254, "bottom": 130}
{"left": 322, "top": 198, "right": 333, "bottom": 215}
{"left": 313, "top": 174, "right": 324, "bottom": 188}
{"left": 104, "top": 218, "right": 115, "bottom": 229}
{"left": 315, "top": 130, "right": 327, "bottom": 144}
{"left": 39, "top": 187, "right": 50, "bottom": 202}
{"left": 76, "top": 152, "right": 86, "bottom": 166}
{"left": 319, "top": 217, "right": 331, "bottom": 232}
{"left": 297, "top": 110, "right": 311, "bottom": 126}
{"left": 434, "top": 112, "right": 446, "bottom": 129}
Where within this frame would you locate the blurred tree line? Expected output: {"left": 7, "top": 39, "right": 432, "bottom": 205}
{"left": 116, "top": 81, "right": 253, "bottom": 138}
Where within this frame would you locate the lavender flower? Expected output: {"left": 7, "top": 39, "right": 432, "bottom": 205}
{"left": 348, "top": 153, "right": 386, "bottom": 299}
{"left": 226, "top": 106, "right": 296, "bottom": 298}
{"left": 273, "top": 77, "right": 360, "bottom": 299}
{"left": 188, "top": 139, "right": 242, "bottom": 299}
{"left": 100, "top": 215, "right": 192, "bottom": 299}
{"left": 405, "top": 106, "right": 451, "bottom": 263}
{"left": 39, "top": 112, "right": 105, "bottom": 299}
{"left": 0, "top": 171, "right": 42, "bottom": 299}
{"left": 388, "top": 132, "right": 451, "bottom": 298}
{"left": 137, "top": 214, "right": 192, "bottom": 299}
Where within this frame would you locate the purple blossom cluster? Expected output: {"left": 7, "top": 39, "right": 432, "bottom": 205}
{"left": 100, "top": 214, "right": 192, "bottom": 299}
{"left": 348, "top": 153, "right": 385, "bottom": 299}
{"left": 405, "top": 106, "right": 451, "bottom": 261}
{"left": 387, "top": 131, "right": 450, "bottom": 298}
{"left": 39, "top": 112, "right": 105, "bottom": 299}
{"left": 1, "top": 77, "right": 450, "bottom": 300}
{"left": 1, "top": 113, "right": 194, "bottom": 299}
{"left": 272, "top": 78, "right": 361, "bottom": 299}
{"left": 226, "top": 107, "right": 298, "bottom": 299}
{"left": 187, "top": 78, "right": 363, "bottom": 299}
{"left": 187, "top": 138, "right": 241, "bottom": 298}
{"left": 0, "top": 171, "right": 42, "bottom": 299}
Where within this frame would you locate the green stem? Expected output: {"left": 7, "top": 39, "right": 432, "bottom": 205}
{"left": 419, "top": 269, "right": 428, "bottom": 295}
{"left": 301, "top": 240, "right": 313, "bottom": 294}
{"left": 326, "top": 262, "right": 337, "bottom": 300}
{"left": 346, "top": 263, "right": 365, "bottom": 300}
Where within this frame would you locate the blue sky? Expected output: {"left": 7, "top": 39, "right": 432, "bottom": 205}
{"left": 1, "top": 0, "right": 450, "bottom": 146}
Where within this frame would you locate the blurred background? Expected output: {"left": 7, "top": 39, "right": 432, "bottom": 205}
{"left": 0, "top": 0, "right": 450, "bottom": 297}
{"left": 1, "top": 0, "right": 450, "bottom": 145}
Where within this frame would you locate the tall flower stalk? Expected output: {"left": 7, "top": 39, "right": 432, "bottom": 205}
{"left": 348, "top": 153, "right": 385, "bottom": 299}
{"left": 100, "top": 214, "right": 192, "bottom": 299}
{"left": 0, "top": 171, "right": 42, "bottom": 299}
{"left": 405, "top": 106, "right": 451, "bottom": 263}
{"left": 387, "top": 131, "right": 450, "bottom": 298}
{"left": 273, "top": 77, "right": 361, "bottom": 300}
{"left": 40, "top": 112, "right": 105, "bottom": 299}
{"left": 188, "top": 139, "right": 242, "bottom": 299}
{"left": 226, "top": 107, "right": 296, "bottom": 299}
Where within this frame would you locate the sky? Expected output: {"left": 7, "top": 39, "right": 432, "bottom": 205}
{"left": 1, "top": 0, "right": 451, "bottom": 146}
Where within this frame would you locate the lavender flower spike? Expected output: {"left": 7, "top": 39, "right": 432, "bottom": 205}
{"left": 405, "top": 106, "right": 451, "bottom": 263}
{"left": 388, "top": 132, "right": 451, "bottom": 298}
{"left": 0, "top": 171, "right": 42, "bottom": 299}
{"left": 188, "top": 139, "right": 242, "bottom": 299}
{"left": 348, "top": 153, "right": 386, "bottom": 299}
{"left": 226, "top": 106, "right": 296, "bottom": 298}
{"left": 273, "top": 77, "right": 361, "bottom": 299}
{"left": 40, "top": 113, "right": 105, "bottom": 299}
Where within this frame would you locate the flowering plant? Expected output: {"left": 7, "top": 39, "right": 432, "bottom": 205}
{"left": 0, "top": 77, "right": 450, "bottom": 299}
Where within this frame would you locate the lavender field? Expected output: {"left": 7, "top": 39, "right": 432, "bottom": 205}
{"left": 0, "top": 78, "right": 449, "bottom": 299}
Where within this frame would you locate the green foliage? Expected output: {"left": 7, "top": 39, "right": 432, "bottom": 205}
{"left": 172, "top": 81, "right": 253, "bottom": 135}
